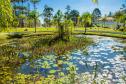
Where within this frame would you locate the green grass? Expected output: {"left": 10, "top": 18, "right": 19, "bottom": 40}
{"left": 1, "top": 27, "right": 126, "bottom": 40}
{"left": 0, "top": 33, "right": 8, "bottom": 44}
{"left": 1, "top": 27, "right": 56, "bottom": 32}
{"left": 73, "top": 27, "right": 126, "bottom": 38}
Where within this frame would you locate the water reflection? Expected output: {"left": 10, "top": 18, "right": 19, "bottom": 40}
{"left": 19, "top": 35, "right": 126, "bottom": 83}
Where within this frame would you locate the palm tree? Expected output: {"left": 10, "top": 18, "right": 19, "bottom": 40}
{"left": 30, "top": 0, "right": 41, "bottom": 32}
{"left": 81, "top": 12, "right": 92, "bottom": 34}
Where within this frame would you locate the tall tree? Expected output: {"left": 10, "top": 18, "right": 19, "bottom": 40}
{"left": 11, "top": 0, "right": 28, "bottom": 27}
{"left": 69, "top": 10, "right": 79, "bottom": 27}
{"left": 81, "top": 12, "right": 92, "bottom": 34}
{"left": 43, "top": 5, "right": 53, "bottom": 27}
{"left": 108, "top": 12, "right": 113, "bottom": 17}
{"left": 53, "top": 10, "right": 64, "bottom": 39}
{"left": 53, "top": 10, "right": 63, "bottom": 27}
{"left": 30, "top": 0, "right": 41, "bottom": 32}
{"left": 0, "top": 0, "right": 13, "bottom": 30}
{"left": 64, "top": 5, "right": 71, "bottom": 20}
{"left": 92, "top": 8, "right": 101, "bottom": 24}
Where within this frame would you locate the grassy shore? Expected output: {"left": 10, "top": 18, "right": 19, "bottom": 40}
{"left": 1, "top": 27, "right": 126, "bottom": 41}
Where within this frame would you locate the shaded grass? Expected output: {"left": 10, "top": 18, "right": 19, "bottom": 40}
{"left": 1, "top": 27, "right": 126, "bottom": 44}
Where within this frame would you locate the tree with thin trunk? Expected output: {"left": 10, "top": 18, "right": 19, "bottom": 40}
{"left": 43, "top": 5, "right": 53, "bottom": 27}
{"left": 81, "top": 12, "right": 92, "bottom": 34}
{"left": 53, "top": 10, "right": 64, "bottom": 39}
{"left": 64, "top": 5, "right": 71, "bottom": 20}
{"left": 69, "top": 10, "right": 79, "bottom": 27}
{"left": 30, "top": 0, "right": 41, "bottom": 33}
{"left": 92, "top": 8, "right": 101, "bottom": 26}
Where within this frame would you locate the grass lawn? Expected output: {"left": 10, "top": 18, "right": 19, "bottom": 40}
{"left": 73, "top": 27, "right": 126, "bottom": 38}
{"left": 1, "top": 27, "right": 126, "bottom": 42}
{"left": 1, "top": 27, "right": 56, "bottom": 32}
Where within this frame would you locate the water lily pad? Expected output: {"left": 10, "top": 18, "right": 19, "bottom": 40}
{"left": 59, "top": 72, "right": 64, "bottom": 76}
{"left": 49, "top": 70, "right": 56, "bottom": 74}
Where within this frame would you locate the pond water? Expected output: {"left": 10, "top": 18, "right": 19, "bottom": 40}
{"left": 19, "top": 35, "right": 126, "bottom": 83}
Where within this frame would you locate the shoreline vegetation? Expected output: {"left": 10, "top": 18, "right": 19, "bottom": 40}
{"left": 0, "top": 34, "right": 93, "bottom": 84}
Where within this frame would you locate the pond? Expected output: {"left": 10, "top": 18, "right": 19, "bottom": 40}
{"left": 19, "top": 35, "right": 126, "bottom": 83}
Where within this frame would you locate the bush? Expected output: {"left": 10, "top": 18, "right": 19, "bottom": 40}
{"left": 7, "top": 32, "right": 23, "bottom": 39}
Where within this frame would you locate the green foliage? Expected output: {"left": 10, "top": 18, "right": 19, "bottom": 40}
{"left": 43, "top": 5, "right": 54, "bottom": 27}
{"left": 54, "top": 10, "right": 64, "bottom": 25}
{"left": 30, "top": 0, "right": 41, "bottom": 32}
{"left": 81, "top": 12, "right": 92, "bottom": 25}
{"left": 64, "top": 5, "right": 71, "bottom": 20}
{"left": 0, "top": 35, "right": 93, "bottom": 83}
{"left": 114, "top": 11, "right": 124, "bottom": 23}
{"left": 30, "top": 0, "right": 41, "bottom": 4}
{"left": 0, "top": 0, "right": 13, "bottom": 29}
{"left": 92, "top": 0, "right": 98, "bottom": 3}
{"left": 7, "top": 32, "right": 23, "bottom": 39}
{"left": 81, "top": 12, "right": 92, "bottom": 33}
{"left": 114, "top": 11, "right": 126, "bottom": 30}
{"left": 92, "top": 8, "right": 101, "bottom": 23}
{"left": 69, "top": 10, "right": 79, "bottom": 26}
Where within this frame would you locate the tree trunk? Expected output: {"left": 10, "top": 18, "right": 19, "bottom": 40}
{"left": 84, "top": 25, "right": 86, "bottom": 34}
{"left": 34, "top": 3, "right": 36, "bottom": 33}
{"left": 35, "top": 18, "right": 37, "bottom": 32}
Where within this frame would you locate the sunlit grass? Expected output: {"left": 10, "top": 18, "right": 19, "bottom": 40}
{"left": 0, "top": 33, "right": 8, "bottom": 44}
{"left": 1, "top": 27, "right": 56, "bottom": 32}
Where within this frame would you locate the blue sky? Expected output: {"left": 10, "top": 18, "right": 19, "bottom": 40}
{"left": 34, "top": 0, "right": 124, "bottom": 23}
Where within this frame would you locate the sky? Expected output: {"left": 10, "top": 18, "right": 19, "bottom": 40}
{"left": 33, "top": 0, "right": 124, "bottom": 23}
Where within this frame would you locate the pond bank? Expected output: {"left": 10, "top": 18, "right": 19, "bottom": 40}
{"left": 73, "top": 31, "right": 126, "bottom": 39}
{"left": 1, "top": 35, "right": 126, "bottom": 83}
{"left": 0, "top": 35, "right": 93, "bottom": 84}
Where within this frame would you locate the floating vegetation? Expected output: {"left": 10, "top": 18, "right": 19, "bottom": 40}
{"left": 1, "top": 35, "right": 126, "bottom": 83}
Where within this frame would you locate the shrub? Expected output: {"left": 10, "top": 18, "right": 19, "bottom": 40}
{"left": 7, "top": 32, "right": 23, "bottom": 39}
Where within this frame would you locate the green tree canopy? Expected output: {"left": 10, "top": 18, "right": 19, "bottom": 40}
{"left": 69, "top": 9, "right": 79, "bottom": 26}
{"left": 0, "top": 0, "right": 13, "bottom": 29}
{"left": 43, "top": 5, "right": 53, "bottom": 27}
{"left": 92, "top": 8, "right": 101, "bottom": 22}
{"left": 114, "top": 11, "right": 124, "bottom": 23}
{"left": 64, "top": 5, "right": 71, "bottom": 20}
{"left": 81, "top": 12, "right": 92, "bottom": 34}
